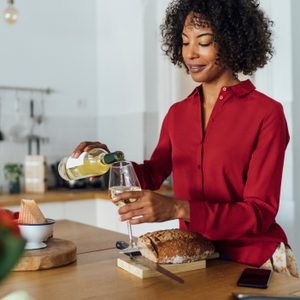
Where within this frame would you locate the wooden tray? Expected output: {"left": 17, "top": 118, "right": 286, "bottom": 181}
{"left": 117, "top": 252, "right": 219, "bottom": 279}
{"left": 13, "top": 238, "right": 77, "bottom": 271}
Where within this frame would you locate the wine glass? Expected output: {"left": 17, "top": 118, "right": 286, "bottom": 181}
{"left": 109, "top": 161, "right": 141, "bottom": 252}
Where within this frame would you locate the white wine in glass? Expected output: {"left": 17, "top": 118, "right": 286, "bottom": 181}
{"left": 110, "top": 186, "right": 141, "bottom": 208}
{"left": 109, "top": 161, "right": 141, "bottom": 251}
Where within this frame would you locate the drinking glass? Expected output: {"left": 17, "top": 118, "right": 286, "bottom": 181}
{"left": 109, "top": 161, "right": 141, "bottom": 252}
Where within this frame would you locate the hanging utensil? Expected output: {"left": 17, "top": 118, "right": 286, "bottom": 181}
{"left": 30, "top": 95, "right": 43, "bottom": 126}
{"left": 9, "top": 92, "right": 29, "bottom": 143}
{"left": 36, "top": 92, "right": 44, "bottom": 125}
{"left": 30, "top": 98, "right": 34, "bottom": 118}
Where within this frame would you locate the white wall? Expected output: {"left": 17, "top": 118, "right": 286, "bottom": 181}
{"left": 291, "top": 0, "right": 300, "bottom": 267}
{"left": 0, "top": 0, "right": 98, "bottom": 191}
{"left": 95, "top": 0, "right": 146, "bottom": 163}
{"left": 253, "top": 0, "right": 298, "bottom": 263}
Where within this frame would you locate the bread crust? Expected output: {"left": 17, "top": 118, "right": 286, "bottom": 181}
{"left": 138, "top": 229, "right": 215, "bottom": 264}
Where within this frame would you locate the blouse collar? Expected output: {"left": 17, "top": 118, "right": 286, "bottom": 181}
{"left": 191, "top": 79, "right": 256, "bottom": 99}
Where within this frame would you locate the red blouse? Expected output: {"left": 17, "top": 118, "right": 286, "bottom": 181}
{"left": 133, "top": 80, "right": 290, "bottom": 266}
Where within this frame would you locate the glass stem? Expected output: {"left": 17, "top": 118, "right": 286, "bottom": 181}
{"left": 127, "top": 221, "right": 134, "bottom": 247}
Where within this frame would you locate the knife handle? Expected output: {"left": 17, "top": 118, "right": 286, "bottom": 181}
{"left": 116, "top": 241, "right": 134, "bottom": 258}
{"left": 116, "top": 240, "right": 129, "bottom": 250}
{"left": 116, "top": 240, "right": 142, "bottom": 257}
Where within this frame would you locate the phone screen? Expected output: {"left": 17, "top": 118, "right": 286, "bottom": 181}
{"left": 237, "top": 268, "right": 272, "bottom": 289}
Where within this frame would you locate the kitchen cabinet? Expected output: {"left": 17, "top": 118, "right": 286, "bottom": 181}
{"left": 95, "top": 199, "right": 178, "bottom": 236}
{"left": 4, "top": 202, "right": 65, "bottom": 221}
{"left": 5, "top": 198, "right": 103, "bottom": 228}
{"left": 1, "top": 188, "right": 178, "bottom": 236}
{"left": 65, "top": 199, "right": 97, "bottom": 226}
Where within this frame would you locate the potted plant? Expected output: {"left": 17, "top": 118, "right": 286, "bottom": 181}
{"left": 4, "top": 163, "right": 23, "bottom": 194}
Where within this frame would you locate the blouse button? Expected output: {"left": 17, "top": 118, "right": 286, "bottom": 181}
{"left": 219, "top": 95, "right": 224, "bottom": 100}
{"left": 222, "top": 87, "right": 227, "bottom": 92}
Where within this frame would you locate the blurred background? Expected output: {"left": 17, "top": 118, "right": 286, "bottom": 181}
{"left": 0, "top": 0, "right": 299, "bottom": 264}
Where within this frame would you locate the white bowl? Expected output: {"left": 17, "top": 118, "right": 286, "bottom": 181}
{"left": 18, "top": 218, "right": 55, "bottom": 250}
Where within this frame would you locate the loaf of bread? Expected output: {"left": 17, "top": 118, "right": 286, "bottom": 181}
{"left": 137, "top": 229, "right": 215, "bottom": 264}
{"left": 18, "top": 199, "right": 46, "bottom": 224}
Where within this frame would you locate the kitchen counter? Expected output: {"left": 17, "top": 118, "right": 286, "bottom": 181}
{"left": 0, "top": 220, "right": 299, "bottom": 300}
{"left": 0, "top": 186, "right": 173, "bottom": 207}
{"left": 0, "top": 189, "right": 110, "bottom": 207}
{"left": 0, "top": 187, "right": 177, "bottom": 236}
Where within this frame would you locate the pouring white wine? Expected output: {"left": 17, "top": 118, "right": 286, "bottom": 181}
{"left": 58, "top": 148, "right": 124, "bottom": 181}
{"left": 109, "top": 161, "right": 141, "bottom": 252}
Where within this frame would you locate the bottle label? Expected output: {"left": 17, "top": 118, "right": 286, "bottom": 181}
{"left": 66, "top": 152, "right": 86, "bottom": 168}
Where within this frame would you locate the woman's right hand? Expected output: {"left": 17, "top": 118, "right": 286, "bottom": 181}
{"left": 72, "top": 141, "right": 110, "bottom": 158}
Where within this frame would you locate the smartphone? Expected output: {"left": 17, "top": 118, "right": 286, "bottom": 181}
{"left": 237, "top": 268, "right": 272, "bottom": 289}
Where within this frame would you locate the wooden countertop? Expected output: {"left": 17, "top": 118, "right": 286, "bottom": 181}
{"left": 0, "top": 186, "right": 173, "bottom": 207}
{"left": 0, "top": 189, "right": 110, "bottom": 207}
{"left": 0, "top": 220, "right": 299, "bottom": 300}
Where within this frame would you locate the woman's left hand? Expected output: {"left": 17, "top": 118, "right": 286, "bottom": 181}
{"left": 114, "top": 190, "right": 190, "bottom": 224}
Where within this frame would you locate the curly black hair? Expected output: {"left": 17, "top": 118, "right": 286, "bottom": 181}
{"left": 160, "top": 0, "right": 273, "bottom": 75}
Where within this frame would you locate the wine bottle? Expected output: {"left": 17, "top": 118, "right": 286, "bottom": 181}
{"left": 58, "top": 148, "right": 124, "bottom": 181}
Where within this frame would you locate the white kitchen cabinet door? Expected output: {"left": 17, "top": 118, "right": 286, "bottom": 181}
{"left": 95, "top": 198, "right": 179, "bottom": 237}
{"left": 4, "top": 203, "right": 64, "bottom": 221}
{"left": 96, "top": 199, "right": 120, "bottom": 232}
{"left": 64, "top": 200, "right": 97, "bottom": 226}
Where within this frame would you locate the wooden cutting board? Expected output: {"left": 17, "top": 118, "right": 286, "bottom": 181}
{"left": 117, "top": 252, "right": 219, "bottom": 279}
{"left": 13, "top": 238, "right": 77, "bottom": 271}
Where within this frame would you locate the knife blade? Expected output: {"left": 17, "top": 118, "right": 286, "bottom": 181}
{"left": 116, "top": 241, "right": 184, "bottom": 284}
{"left": 233, "top": 294, "right": 300, "bottom": 300}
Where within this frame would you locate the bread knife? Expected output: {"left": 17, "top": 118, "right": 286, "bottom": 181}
{"left": 116, "top": 241, "right": 184, "bottom": 284}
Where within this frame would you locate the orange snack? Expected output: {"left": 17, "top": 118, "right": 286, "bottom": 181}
{"left": 18, "top": 199, "right": 46, "bottom": 224}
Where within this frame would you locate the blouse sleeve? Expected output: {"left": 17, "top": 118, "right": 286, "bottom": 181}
{"left": 132, "top": 112, "right": 172, "bottom": 190}
{"left": 188, "top": 104, "right": 290, "bottom": 240}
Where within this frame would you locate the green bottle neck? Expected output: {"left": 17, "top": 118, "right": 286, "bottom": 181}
{"left": 102, "top": 151, "right": 124, "bottom": 164}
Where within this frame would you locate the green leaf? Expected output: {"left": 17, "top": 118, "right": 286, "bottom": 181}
{"left": 0, "top": 228, "right": 26, "bottom": 282}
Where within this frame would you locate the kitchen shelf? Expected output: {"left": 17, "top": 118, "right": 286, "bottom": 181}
{"left": 0, "top": 85, "right": 54, "bottom": 94}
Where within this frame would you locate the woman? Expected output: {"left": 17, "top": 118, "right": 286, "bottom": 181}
{"left": 73, "top": 0, "right": 298, "bottom": 277}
